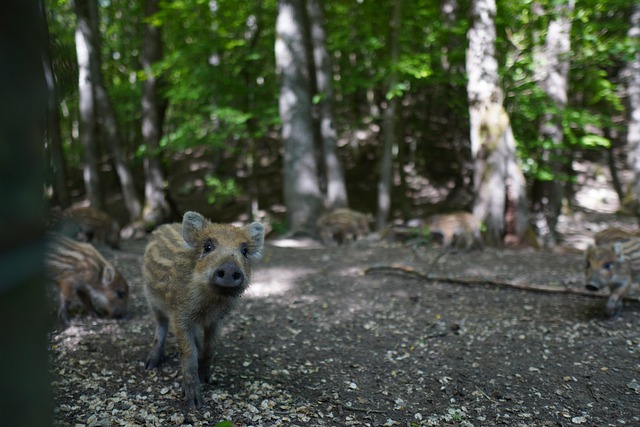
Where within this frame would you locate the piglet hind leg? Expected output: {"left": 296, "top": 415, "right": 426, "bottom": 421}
{"left": 145, "top": 312, "right": 169, "bottom": 369}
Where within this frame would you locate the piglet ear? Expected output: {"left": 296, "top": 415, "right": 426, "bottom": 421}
{"left": 182, "top": 211, "right": 207, "bottom": 247}
{"left": 102, "top": 265, "right": 115, "bottom": 286}
{"left": 245, "top": 222, "right": 265, "bottom": 262}
{"left": 585, "top": 244, "right": 594, "bottom": 259}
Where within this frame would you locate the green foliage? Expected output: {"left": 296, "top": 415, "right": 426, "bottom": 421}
{"left": 204, "top": 175, "right": 240, "bottom": 206}
{"left": 161, "top": 106, "right": 251, "bottom": 151}
{"left": 213, "top": 421, "right": 233, "bottom": 427}
{"left": 45, "top": 0, "right": 636, "bottom": 206}
{"left": 500, "top": 0, "right": 630, "bottom": 182}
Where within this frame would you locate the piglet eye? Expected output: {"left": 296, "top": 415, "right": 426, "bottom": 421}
{"left": 603, "top": 262, "right": 612, "bottom": 271}
{"left": 116, "top": 291, "right": 126, "bottom": 299}
{"left": 204, "top": 240, "right": 214, "bottom": 253}
{"left": 241, "top": 243, "right": 249, "bottom": 258}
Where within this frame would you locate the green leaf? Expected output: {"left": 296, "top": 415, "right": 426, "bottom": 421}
{"left": 580, "top": 135, "right": 610, "bottom": 149}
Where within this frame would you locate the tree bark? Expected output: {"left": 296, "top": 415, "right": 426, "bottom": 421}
{"left": 532, "top": 0, "right": 575, "bottom": 246}
{"left": 377, "top": 0, "right": 402, "bottom": 230}
{"left": 466, "top": 0, "right": 499, "bottom": 159}
{"left": 626, "top": 4, "right": 640, "bottom": 223}
{"left": 307, "top": 0, "right": 348, "bottom": 210}
{"left": 74, "top": 0, "right": 102, "bottom": 209}
{"left": 42, "top": 4, "right": 70, "bottom": 208}
{"left": 140, "top": 0, "right": 170, "bottom": 229}
{"left": 276, "top": 0, "right": 323, "bottom": 234}
{"left": 467, "top": 0, "right": 501, "bottom": 243}
{"left": 467, "top": 0, "right": 529, "bottom": 246}
{"left": 75, "top": 0, "right": 142, "bottom": 221}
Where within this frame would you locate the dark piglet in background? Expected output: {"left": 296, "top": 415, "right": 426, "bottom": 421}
{"left": 142, "top": 211, "right": 265, "bottom": 408}
{"left": 50, "top": 206, "right": 121, "bottom": 249}
{"left": 45, "top": 233, "right": 129, "bottom": 324}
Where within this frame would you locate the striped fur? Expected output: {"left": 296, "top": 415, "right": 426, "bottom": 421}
{"left": 316, "top": 208, "right": 371, "bottom": 246}
{"left": 142, "top": 211, "right": 265, "bottom": 408}
{"left": 427, "top": 211, "right": 483, "bottom": 250}
{"left": 593, "top": 227, "right": 638, "bottom": 246}
{"left": 585, "top": 237, "right": 640, "bottom": 317}
{"left": 45, "top": 233, "right": 129, "bottom": 324}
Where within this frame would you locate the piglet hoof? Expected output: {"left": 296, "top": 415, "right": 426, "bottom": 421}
{"left": 183, "top": 382, "right": 203, "bottom": 408}
{"left": 145, "top": 352, "right": 163, "bottom": 370}
{"left": 198, "top": 369, "right": 211, "bottom": 385}
{"left": 605, "top": 302, "right": 623, "bottom": 319}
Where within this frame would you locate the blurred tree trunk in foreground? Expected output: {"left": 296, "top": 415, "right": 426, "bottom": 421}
{"left": 0, "top": 0, "right": 51, "bottom": 425}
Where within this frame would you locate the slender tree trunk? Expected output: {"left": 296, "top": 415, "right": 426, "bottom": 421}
{"left": 243, "top": 0, "right": 264, "bottom": 221}
{"left": 377, "top": 0, "right": 402, "bottom": 230}
{"left": 307, "top": 0, "right": 348, "bottom": 209}
{"left": 627, "top": 4, "right": 640, "bottom": 222}
{"left": 532, "top": 0, "right": 575, "bottom": 246}
{"left": 96, "top": 83, "right": 142, "bottom": 221}
{"left": 75, "top": 0, "right": 142, "bottom": 221}
{"left": 74, "top": 0, "right": 102, "bottom": 209}
{"left": 42, "top": 5, "right": 70, "bottom": 208}
{"left": 440, "top": 0, "right": 458, "bottom": 73}
{"left": 276, "top": 0, "right": 323, "bottom": 234}
{"left": 140, "top": 0, "right": 170, "bottom": 229}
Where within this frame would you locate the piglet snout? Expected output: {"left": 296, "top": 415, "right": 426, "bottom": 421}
{"left": 212, "top": 262, "right": 245, "bottom": 293}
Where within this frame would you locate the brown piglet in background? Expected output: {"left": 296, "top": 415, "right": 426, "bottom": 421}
{"left": 142, "top": 211, "right": 265, "bottom": 408}
{"left": 45, "top": 233, "right": 129, "bottom": 325}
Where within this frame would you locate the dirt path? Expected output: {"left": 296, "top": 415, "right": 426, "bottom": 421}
{"left": 49, "top": 230, "right": 640, "bottom": 427}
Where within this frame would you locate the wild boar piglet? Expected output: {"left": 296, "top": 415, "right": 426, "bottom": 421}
{"left": 143, "top": 211, "right": 265, "bottom": 408}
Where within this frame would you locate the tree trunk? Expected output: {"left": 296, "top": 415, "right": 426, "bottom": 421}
{"left": 377, "top": 0, "right": 402, "bottom": 230}
{"left": 276, "top": 0, "right": 323, "bottom": 235}
{"left": 467, "top": 0, "right": 529, "bottom": 246}
{"left": 243, "top": 0, "right": 264, "bottom": 222}
{"left": 627, "top": 4, "right": 640, "bottom": 223}
{"left": 307, "top": 0, "right": 348, "bottom": 210}
{"left": 0, "top": 0, "right": 51, "bottom": 424}
{"left": 42, "top": 5, "right": 70, "bottom": 208}
{"left": 74, "top": 0, "right": 102, "bottom": 209}
{"left": 532, "top": 0, "right": 575, "bottom": 246}
{"left": 466, "top": 0, "right": 499, "bottom": 159}
{"left": 140, "top": 0, "right": 170, "bottom": 229}
{"left": 467, "top": 0, "right": 502, "bottom": 244}
{"left": 75, "top": 0, "right": 142, "bottom": 221}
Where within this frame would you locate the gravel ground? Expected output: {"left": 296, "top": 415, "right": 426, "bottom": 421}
{"left": 48, "top": 212, "right": 640, "bottom": 427}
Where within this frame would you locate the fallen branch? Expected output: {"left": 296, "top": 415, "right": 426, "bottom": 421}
{"left": 363, "top": 264, "right": 640, "bottom": 302}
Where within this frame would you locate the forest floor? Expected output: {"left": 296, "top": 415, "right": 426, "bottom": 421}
{"left": 48, "top": 206, "right": 640, "bottom": 427}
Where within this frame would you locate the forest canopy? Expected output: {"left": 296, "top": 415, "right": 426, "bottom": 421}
{"left": 44, "top": 0, "right": 640, "bottom": 245}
